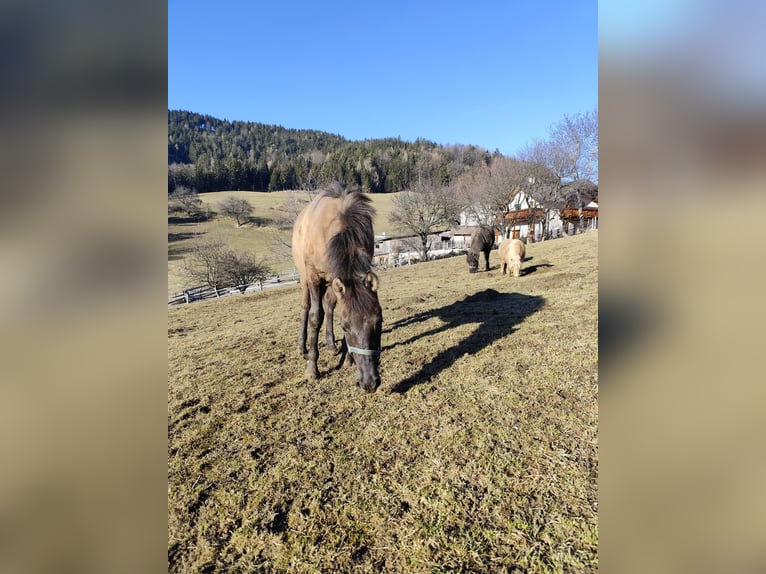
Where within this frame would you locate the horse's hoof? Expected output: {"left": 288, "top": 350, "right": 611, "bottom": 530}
{"left": 306, "top": 367, "right": 320, "bottom": 381}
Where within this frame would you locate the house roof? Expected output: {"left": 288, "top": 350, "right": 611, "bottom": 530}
{"left": 562, "top": 180, "right": 598, "bottom": 209}
{"left": 448, "top": 225, "right": 485, "bottom": 236}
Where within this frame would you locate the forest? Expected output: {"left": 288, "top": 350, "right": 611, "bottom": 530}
{"left": 168, "top": 109, "right": 499, "bottom": 194}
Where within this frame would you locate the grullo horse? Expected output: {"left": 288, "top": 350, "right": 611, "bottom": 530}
{"left": 291, "top": 183, "right": 383, "bottom": 392}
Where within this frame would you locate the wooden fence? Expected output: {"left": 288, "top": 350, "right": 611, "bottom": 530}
{"left": 168, "top": 273, "right": 299, "bottom": 305}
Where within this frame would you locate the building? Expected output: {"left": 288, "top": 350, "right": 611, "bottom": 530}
{"left": 560, "top": 194, "right": 598, "bottom": 234}
{"left": 504, "top": 180, "right": 598, "bottom": 241}
{"left": 503, "top": 190, "right": 546, "bottom": 241}
{"left": 373, "top": 227, "right": 476, "bottom": 268}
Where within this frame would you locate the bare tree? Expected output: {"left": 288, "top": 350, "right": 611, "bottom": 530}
{"left": 169, "top": 186, "right": 203, "bottom": 217}
{"left": 185, "top": 237, "right": 273, "bottom": 294}
{"left": 458, "top": 156, "right": 528, "bottom": 226}
{"left": 545, "top": 108, "right": 599, "bottom": 183}
{"left": 274, "top": 194, "right": 309, "bottom": 230}
{"left": 184, "top": 238, "right": 228, "bottom": 296}
{"left": 220, "top": 251, "right": 273, "bottom": 293}
{"left": 516, "top": 142, "right": 598, "bottom": 238}
{"left": 218, "top": 196, "right": 254, "bottom": 227}
{"left": 390, "top": 180, "right": 462, "bottom": 262}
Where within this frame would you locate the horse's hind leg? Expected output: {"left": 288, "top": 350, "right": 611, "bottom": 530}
{"left": 484, "top": 249, "right": 490, "bottom": 271}
{"left": 298, "top": 281, "right": 310, "bottom": 358}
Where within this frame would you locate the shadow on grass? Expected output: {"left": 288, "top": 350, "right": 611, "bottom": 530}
{"left": 168, "top": 231, "right": 204, "bottom": 261}
{"left": 168, "top": 231, "right": 200, "bottom": 243}
{"left": 523, "top": 262, "right": 553, "bottom": 275}
{"left": 168, "top": 215, "right": 209, "bottom": 225}
{"left": 386, "top": 289, "right": 545, "bottom": 394}
{"left": 248, "top": 215, "right": 273, "bottom": 227}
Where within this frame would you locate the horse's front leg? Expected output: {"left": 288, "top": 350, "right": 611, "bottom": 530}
{"left": 305, "top": 283, "right": 325, "bottom": 381}
{"left": 484, "top": 249, "right": 490, "bottom": 271}
{"left": 323, "top": 288, "right": 338, "bottom": 353}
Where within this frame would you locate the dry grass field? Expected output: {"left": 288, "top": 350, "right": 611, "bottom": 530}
{"left": 168, "top": 231, "right": 598, "bottom": 572}
{"left": 168, "top": 191, "right": 402, "bottom": 295}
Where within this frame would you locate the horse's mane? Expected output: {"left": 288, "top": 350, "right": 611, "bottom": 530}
{"left": 322, "top": 183, "right": 379, "bottom": 314}
{"left": 324, "top": 184, "right": 376, "bottom": 282}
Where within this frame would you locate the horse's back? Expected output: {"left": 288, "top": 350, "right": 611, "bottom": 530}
{"left": 470, "top": 225, "right": 494, "bottom": 251}
{"left": 510, "top": 238, "right": 525, "bottom": 259}
{"left": 498, "top": 239, "right": 509, "bottom": 260}
{"left": 292, "top": 194, "right": 344, "bottom": 278}
{"left": 292, "top": 189, "right": 374, "bottom": 279}
{"left": 499, "top": 238, "right": 525, "bottom": 260}
{"left": 511, "top": 238, "right": 525, "bottom": 259}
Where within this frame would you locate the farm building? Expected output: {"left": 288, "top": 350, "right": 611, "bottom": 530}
{"left": 560, "top": 195, "right": 598, "bottom": 234}
{"left": 438, "top": 226, "right": 493, "bottom": 250}
{"left": 503, "top": 191, "right": 546, "bottom": 241}
{"left": 373, "top": 226, "right": 485, "bottom": 267}
{"left": 504, "top": 180, "right": 598, "bottom": 241}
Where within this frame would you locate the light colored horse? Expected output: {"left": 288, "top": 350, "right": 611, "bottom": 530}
{"left": 499, "top": 238, "right": 526, "bottom": 277}
{"left": 292, "top": 183, "right": 383, "bottom": 392}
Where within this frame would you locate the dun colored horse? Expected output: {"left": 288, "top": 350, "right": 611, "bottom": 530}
{"left": 466, "top": 225, "right": 495, "bottom": 273}
{"left": 499, "top": 238, "right": 526, "bottom": 277}
{"left": 292, "top": 183, "right": 383, "bottom": 392}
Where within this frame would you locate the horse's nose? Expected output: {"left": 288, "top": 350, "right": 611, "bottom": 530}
{"left": 358, "top": 376, "right": 380, "bottom": 393}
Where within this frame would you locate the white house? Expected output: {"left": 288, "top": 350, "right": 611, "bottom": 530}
{"left": 504, "top": 183, "right": 598, "bottom": 241}
{"left": 503, "top": 190, "right": 548, "bottom": 241}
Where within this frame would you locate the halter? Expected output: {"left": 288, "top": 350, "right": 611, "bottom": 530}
{"left": 345, "top": 344, "right": 382, "bottom": 357}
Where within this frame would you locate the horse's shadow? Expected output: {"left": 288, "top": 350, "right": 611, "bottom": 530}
{"left": 523, "top": 262, "right": 553, "bottom": 275}
{"left": 384, "top": 289, "right": 545, "bottom": 394}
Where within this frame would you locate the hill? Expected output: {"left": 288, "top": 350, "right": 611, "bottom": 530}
{"left": 168, "top": 231, "right": 598, "bottom": 572}
{"left": 168, "top": 109, "right": 496, "bottom": 194}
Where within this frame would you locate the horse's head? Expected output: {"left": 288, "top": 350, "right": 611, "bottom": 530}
{"left": 511, "top": 260, "right": 523, "bottom": 277}
{"left": 332, "top": 272, "right": 383, "bottom": 393}
{"left": 466, "top": 250, "right": 479, "bottom": 273}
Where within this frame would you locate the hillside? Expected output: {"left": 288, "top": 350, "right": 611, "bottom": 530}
{"left": 168, "top": 109, "right": 496, "bottom": 193}
{"left": 168, "top": 231, "right": 598, "bottom": 572}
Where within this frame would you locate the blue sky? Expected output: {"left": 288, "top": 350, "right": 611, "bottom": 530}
{"left": 168, "top": 0, "right": 597, "bottom": 157}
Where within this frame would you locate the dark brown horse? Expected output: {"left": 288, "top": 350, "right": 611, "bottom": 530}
{"left": 292, "top": 183, "right": 383, "bottom": 392}
{"left": 466, "top": 225, "right": 495, "bottom": 273}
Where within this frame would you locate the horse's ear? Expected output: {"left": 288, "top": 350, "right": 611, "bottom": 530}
{"left": 332, "top": 277, "right": 346, "bottom": 297}
{"left": 364, "top": 271, "right": 379, "bottom": 293}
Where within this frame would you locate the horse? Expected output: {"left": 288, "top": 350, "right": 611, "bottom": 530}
{"left": 291, "top": 183, "right": 383, "bottom": 392}
{"left": 466, "top": 225, "right": 495, "bottom": 273}
{"left": 499, "top": 238, "right": 526, "bottom": 277}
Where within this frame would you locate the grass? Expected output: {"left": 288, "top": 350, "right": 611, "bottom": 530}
{"left": 168, "top": 191, "right": 403, "bottom": 296}
{"left": 168, "top": 230, "right": 598, "bottom": 572}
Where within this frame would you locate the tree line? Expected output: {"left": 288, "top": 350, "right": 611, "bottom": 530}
{"left": 168, "top": 109, "right": 496, "bottom": 194}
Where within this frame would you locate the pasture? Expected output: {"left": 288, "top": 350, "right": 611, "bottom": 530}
{"left": 168, "top": 191, "right": 401, "bottom": 295}
{"left": 168, "top": 231, "right": 598, "bottom": 572}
